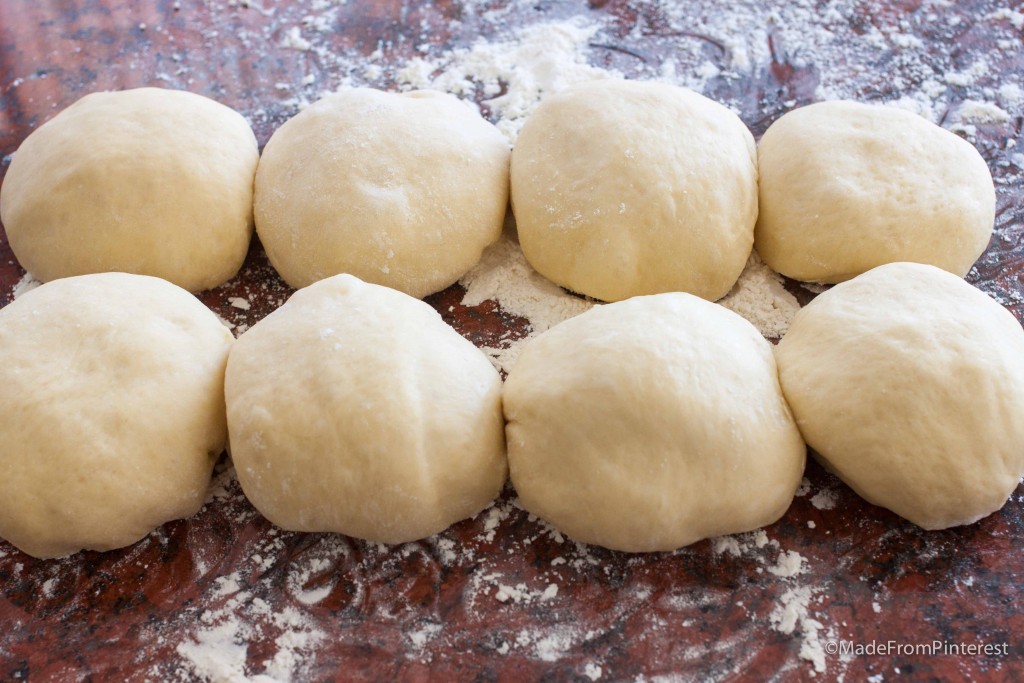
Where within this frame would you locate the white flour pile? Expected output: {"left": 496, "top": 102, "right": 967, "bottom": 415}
{"left": 459, "top": 233, "right": 597, "bottom": 372}
{"left": 459, "top": 232, "right": 799, "bottom": 374}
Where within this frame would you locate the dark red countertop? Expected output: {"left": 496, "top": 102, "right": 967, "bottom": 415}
{"left": 1, "top": 1, "right": 1022, "bottom": 681}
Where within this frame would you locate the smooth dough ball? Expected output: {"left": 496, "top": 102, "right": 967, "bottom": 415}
{"left": 756, "top": 100, "right": 994, "bottom": 283}
{"left": 226, "top": 274, "right": 507, "bottom": 543}
{"left": 510, "top": 79, "right": 758, "bottom": 303}
{"left": 0, "top": 87, "right": 259, "bottom": 292}
{"left": 503, "top": 293, "right": 806, "bottom": 552}
{"left": 254, "top": 88, "right": 510, "bottom": 298}
{"left": 775, "top": 262, "right": 1024, "bottom": 529}
{"left": 0, "top": 273, "right": 233, "bottom": 559}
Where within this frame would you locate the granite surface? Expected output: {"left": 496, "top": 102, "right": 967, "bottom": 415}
{"left": 0, "top": 1, "right": 1022, "bottom": 680}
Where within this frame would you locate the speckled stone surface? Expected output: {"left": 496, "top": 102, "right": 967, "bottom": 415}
{"left": 1, "top": 1, "right": 1023, "bottom": 681}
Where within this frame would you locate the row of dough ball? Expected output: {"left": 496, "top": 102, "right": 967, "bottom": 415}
{"left": 516, "top": 82, "right": 994, "bottom": 299}
{"left": 0, "top": 86, "right": 508, "bottom": 297}
{"left": 0, "top": 82, "right": 995, "bottom": 302}
{"left": 2, "top": 263, "right": 1022, "bottom": 559}
{"left": 509, "top": 262, "right": 1024, "bottom": 548}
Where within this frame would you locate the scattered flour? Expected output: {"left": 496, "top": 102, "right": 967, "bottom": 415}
{"left": 177, "top": 618, "right": 251, "bottom": 683}
{"left": 172, "top": 468, "right": 328, "bottom": 682}
{"left": 280, "top": 26, "right": 312, "bottom": 52}
{"left": 229, "top": 296, "right": 252, "bottom": 311}
{"left": 712, "top": 529, "right": 773, "bottom": 559}
{"left": 811, "top": 489, "right": 839, "bottom": 511}
{"left": 998, "top": 83, "right": 1024, "bottom": 108}
{"left": 177, "top": 574, "right": 326, "bottom": 682}
{"left": 477, "top": 498, "right": 515, "bottom": 543}
{"left": 987, "top": 7, "right": 1024, "bottom": 31}
{"left": 495, "top": 581, "right": 558, "bottom": 604}
{"left": 712, "top": 535, "right": 745, "bottom": 558}
{"left": 407, "top": 622, "right": 443, "bottom": 651}
{"left": 461, "top": 235, "right": 595, "bottom": 334}
{"left": 711, "top": 529, "right": 826, "bottom": 671}
{"left": 533, "top": 628, "right": 578, "bottom": 662}
{"left": 11, "top": 272, "right": 41, "bottom": 299}
{"left": 768, "top": 550, "right": 809, "bottom": 578}
{"left": 952, "top": 99, "right": 1012, "bottom": 124}
{"left": 459, "top": 234, "right": 595, "bottom": 373}
{"left": 460, "top": 235, "right": 800, "bottom": 375}
{"left": 770, "top": 586, "right": 827, "bottom": 673}
{"left": 719, "top": 251, "right": 801, "bottom": 338}
{"left": 396, "top": 18, "right": 615, "bottom": 143}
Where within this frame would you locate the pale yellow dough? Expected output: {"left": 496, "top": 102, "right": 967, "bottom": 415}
{"left": 511, "top": 79, "right": 758, "bottom": 303}
{"left": 756, "top": 100, "right": 994, "bottom": 283}
{"left": 0, "top": 87, "right": 259, "bottom": 292}
{"left": 503, "top": 293, "right": 806, "bottom": 552}
{"left": 0, "top": 273, "right": 233, "bottom": 559}
{"left": 225, "top": 274, "right": 507, "bottom": 543}
{"left": 254, "top": 88, "right": 510, "bottom": 298}
{"left": 775, "top": 262, "right": 1024, "bottom": 529}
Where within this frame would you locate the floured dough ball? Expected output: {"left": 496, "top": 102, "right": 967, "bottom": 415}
{"left": 225, "top": 274, "right": 507, "bottom": 543}
{"left": 775, "top": 262, "right": 1024, "bottom": 529}
{"left": 503, "top": 293, "right": 806, "bottom": 552}
{"left": 756, "top": 100, "right": 994, "bottom": 283}
{"left": 0, "top": 87, "right": 259, "bottom": 292}
{"left": 254, "top": 88, "right": 510, "bottom": 298}
{"left": 0, "top": 273, "right": 233, "bottom": 559}
{"left": 510, "top": 79, "right": 757, "bottom": 303}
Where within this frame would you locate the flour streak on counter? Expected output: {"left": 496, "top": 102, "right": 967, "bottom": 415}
{"left": 174, "top": 475, "right": 641, "bottom": 680}
{"left": 168, "top": 468, "right": 845, "bottom": 681}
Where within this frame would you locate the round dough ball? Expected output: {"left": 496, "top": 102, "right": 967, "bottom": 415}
{"left": 254, "top": 88, "right": 510, "bottom": 298}
{"left": 0, "top": 273, "right": 234, "bottom": 559}
{"left": 756, "top": 100, "right": 994, "bottom": 283}
{"left": 0, "top": 87, "right": 259, "bottom": 292}
{"left": 510, "top": 79, "right": 758, "bottom": 303}
{"left": 775, "top": 262, "right": 1024, "bottom": 529}
{"left": 225, "top": 274, "right": 507, "bottom": 543}
{"left": 503, "top": 293, "right": 806, "bottom": 552}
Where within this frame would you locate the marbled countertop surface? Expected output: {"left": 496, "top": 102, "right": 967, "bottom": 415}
{"left": 1, "top": 1, "right": 1022, "bottom": 680}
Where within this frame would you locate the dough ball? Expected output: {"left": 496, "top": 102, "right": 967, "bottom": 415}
{"left": 503, "top": 294, "right": 806, "bottom": 552}
{"left": 0, "top": 273, "right": 233, "bottom": 559}
{"left": 254, "top": 88, "right": 510, "bottom": 298}
{"left": 510, "top": 79, "right": 758, "bottom": 303}
{"left": 225, "top": 274, "right": 507, "bottom": 543}
{"left": 775, "top": 262, "right": 1024, "bottom": 529}
{"left": 756, "top": 100, "right": 994, "bottom": 283}
{"left": 0, "top": 87, "right": 259, "bottom": 292}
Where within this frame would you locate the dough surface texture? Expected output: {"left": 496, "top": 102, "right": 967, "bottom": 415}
{"left": 775, "top": 262, "right": 1024, "bottom": 529}
{"left": 503, "top": 293, "right": 805, "bottom": 552}
{"left": 254, "top": 88, "right": 510, "bottom": 298}
{"left": 755, "top": 100, "right": 994, "bottom": 283}
{"left": 510, "top": 79, "right": 758, "bottom": 303}
{"left": 0, "top": 273, "right": 233, "bottom": 559}
{"left": 225, "top": 274, "right": 507, "bottom": 543}
{"left": 0, "top": 87, "right": 259, "bottom": 292}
